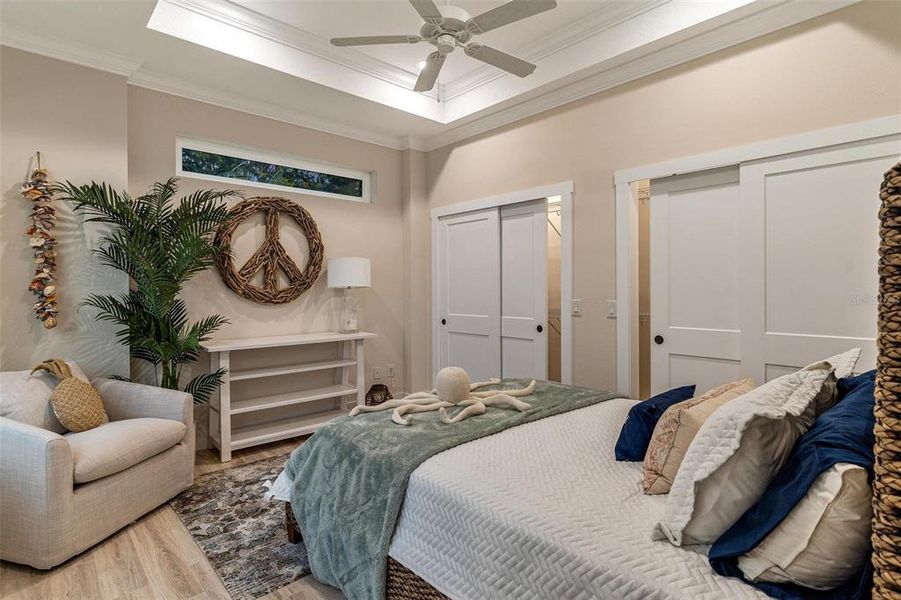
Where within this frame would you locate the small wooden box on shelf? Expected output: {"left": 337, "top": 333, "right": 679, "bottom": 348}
{"left": 202, "top": 331, "right": 375, "bottom": 462}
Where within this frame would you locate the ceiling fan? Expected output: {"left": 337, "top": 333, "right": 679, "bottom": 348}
{"left": 330, "top": 0, "right": 558, "bottom": 92}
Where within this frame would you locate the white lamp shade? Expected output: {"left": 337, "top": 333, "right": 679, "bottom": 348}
{"left": 327, "top": 257, "right": 371, "bottom": 288}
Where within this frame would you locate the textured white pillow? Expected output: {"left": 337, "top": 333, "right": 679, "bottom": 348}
{"left": 653, "top": 348, "right": 861, "bottom": 546}
{"left": 738, "top": 464, "right": 872, "bottom": 590}
{"left": 0, "top": 362, "right": 90, "bottom": 433}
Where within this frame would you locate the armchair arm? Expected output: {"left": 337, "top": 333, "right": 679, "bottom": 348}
{"left": 92, "top": 379, "right": 192, "bottom": 430}
{"left": 0, "top": 417, "right": 74, "bottom": 568}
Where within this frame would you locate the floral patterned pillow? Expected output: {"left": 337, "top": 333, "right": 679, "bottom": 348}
{"left": 642, "top": 378, "right": 754, "bottom": 495}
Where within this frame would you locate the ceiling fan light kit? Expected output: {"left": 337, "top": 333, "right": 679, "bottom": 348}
{"left": 329, "top": 0, "right": 557, "bottom": 93}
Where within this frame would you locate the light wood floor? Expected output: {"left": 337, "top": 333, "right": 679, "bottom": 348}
{"left": 0, "top": 437, "right": 344, "bottom": 600}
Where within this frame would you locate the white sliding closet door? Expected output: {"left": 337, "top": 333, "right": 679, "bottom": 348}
{"left": 740, "top": 138, "right": 901, "bottom": 381}
{"left": 500, "top": 200, "right": 548, "bottom": 379}
{"left": 650, "top": 168, "right": 742, "bottom": 395}
{"left": 435, "top": 208, "right": 501, "bottom": 382}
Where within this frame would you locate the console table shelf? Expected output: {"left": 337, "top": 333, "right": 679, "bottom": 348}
{"left": 229, "top": 408, "right": 346, "bottom": 451}
{"left": 203, "top": 331, "right": 375, "bottom": 461}
{"left": 229, "top": 359, "right": 357, "bottom": 381}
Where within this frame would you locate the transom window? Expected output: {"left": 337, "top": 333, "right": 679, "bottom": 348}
{"left": 176, "top": 138, "right": 371, "bottom": 203}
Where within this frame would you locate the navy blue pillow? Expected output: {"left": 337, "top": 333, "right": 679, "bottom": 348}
{"left": 709, "top": 370, "right": 876, "bottom": 600}
{"left": 614, "top": 384, "right": 695, "bottom": 461}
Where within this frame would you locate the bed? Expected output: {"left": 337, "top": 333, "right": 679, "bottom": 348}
{"left": 280, "top": 163, "right": 901, "bottom": 599}
{"left": 387, "top": 398, "right": 768, "bottom": 599}
{"left": 281, "top": 394, "right": 770, "bottom": 599}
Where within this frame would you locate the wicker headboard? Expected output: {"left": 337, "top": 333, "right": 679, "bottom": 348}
{"left": 875, "top": 162, "right": 901, "bottom": 599}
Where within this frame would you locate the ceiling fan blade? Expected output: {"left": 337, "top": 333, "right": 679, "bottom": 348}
{"left": 409, "top": 0, "right": 444, "bottom": 25}
{"left": 464, "top": 43, "right": 536, "bottom": 77}
{"left": 467, "top": 0, "right": 557, "bottom": 34}
{"left": 330, "top": 35, "right": 421, "bottom": 47}
{"left": 414, "top": 51, "right": 446, "bottom": 92}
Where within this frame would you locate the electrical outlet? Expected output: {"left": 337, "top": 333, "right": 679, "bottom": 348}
{"left": 373, "top": 367, "right": 383, "bottom": 381}
{"left": 386, "top": 364, "right": 395, "bottom": 379}
{"left": 572, "top": 298, "right": 582, "bottom": 316}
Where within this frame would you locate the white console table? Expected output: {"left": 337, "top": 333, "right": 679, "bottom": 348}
{"left": 203, "top": 331, "right": 375, "bottom": 461}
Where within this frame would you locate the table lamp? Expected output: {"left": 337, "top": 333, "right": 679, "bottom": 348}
{"left": 327, "top": 257, "right": 371, "bottom": 333}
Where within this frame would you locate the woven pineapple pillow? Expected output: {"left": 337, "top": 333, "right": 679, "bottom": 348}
{"left": 31, "top": 359, "right": 107, "bottom": 432}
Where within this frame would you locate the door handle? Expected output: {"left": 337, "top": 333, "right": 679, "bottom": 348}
{"left": 654, "top": 335, "right": 664, "bottom": 345}
{"left": 537, "top": 324, "right": 543, "bottom": 333}
{"left": 441, "top": 318, "right": 446, "bottom": 325}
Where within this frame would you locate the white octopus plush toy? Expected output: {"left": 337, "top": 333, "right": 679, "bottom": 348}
{"left": 350, "top": 367, "right": 536, "bottom": 426}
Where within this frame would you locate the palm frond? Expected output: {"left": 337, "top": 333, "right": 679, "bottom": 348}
{"left": 184, "top": 369, "right": 227, "bottom": 404}
{"left": 186, "top": 314, "right": 230, "bottom": 344}
{"left": 53, "top": 181, "right": 138, "bottom": 227}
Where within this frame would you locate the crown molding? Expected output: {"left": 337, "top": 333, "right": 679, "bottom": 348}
{"left": 424, "top": 0, "right": 859, "bottom": 150}
{"left": 168, "top": 0, "right": 432, "bottom": 96}
{"left": 0, "top": 30, "right": 416, "bottom": 150}
{"left": 128, "top": 69, "right": 413, "bottom": 150}
{"left": 0, "top": 29, "right": 141, "bottom": 77}
{"left": 2, "top": 0, "right": 862, "bottom": 155}
{"left": 399, "top": 136, "right": 429, "bottom": 152}
{"left": 442, "top": 0, "right": 669, "bottom": 101}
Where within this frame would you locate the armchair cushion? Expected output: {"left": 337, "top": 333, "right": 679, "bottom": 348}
{"left": 65, "top": 418, "right": 186, "bottom": 483}
{"left": 0, "top": 362, "right": 90, "bottom": 433}
{"left": 91, "top": 378, "right": 192, "bottom": 427}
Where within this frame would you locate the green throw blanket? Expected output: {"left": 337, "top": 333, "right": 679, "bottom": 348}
{"left": 284, "top": 379, "right": 619, "bottom": 600}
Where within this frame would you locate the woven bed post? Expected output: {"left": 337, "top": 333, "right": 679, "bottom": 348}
{"left": 875, "top": 162, "right": 901, "bottom": 599}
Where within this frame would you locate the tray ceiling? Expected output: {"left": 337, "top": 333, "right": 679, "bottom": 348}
{"left": 229, "top": 0, "right": 613, "bottom": 83}
{"left": 1, "top": 0, "right": 858, "bottom": 150}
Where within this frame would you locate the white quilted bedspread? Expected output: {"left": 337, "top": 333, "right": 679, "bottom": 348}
{"left": 388, "top": 398, "right": 769, "bottom": 600}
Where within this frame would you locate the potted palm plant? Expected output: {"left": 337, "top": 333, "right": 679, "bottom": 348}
{"left": 55, "top": 177, "right": 238, "bottom": 403}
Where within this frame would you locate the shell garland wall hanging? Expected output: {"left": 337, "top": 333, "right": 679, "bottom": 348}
{"left": 21, "top": 152, "right": 59, "bottom": 329}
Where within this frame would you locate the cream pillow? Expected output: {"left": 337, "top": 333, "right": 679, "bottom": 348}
{"left": 653, "top": 348, "right": 861, "bottom": 546}
{"left": 738, "top": 464, "right": 872, "bottom": 590}
{"left": 642, "top": 378, "right": 754, "bottom": 495}
{"left": 0, "top": 361, "right": 90, "bottom": 433}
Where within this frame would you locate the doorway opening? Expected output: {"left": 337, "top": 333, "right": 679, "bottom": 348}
{"left": 546, "top": 195, "right": 562, "bottom": 382}
{"left": 634, "top": 182, "right": 651, "bottom": 399}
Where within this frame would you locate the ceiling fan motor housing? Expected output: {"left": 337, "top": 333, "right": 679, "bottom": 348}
{"left": 436, "top": 33, "right": 457, "bottom": 55}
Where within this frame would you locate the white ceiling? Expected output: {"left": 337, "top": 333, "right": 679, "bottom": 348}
{"left": 232, "top": 0, "right": 614, "bottom": 83}
{"left": 1, "top": 0, "right": 858, "bottom": 150}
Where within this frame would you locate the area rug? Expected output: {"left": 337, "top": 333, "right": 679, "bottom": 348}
{"left": 170, "top": 454, "right": 310, "bottom": 599}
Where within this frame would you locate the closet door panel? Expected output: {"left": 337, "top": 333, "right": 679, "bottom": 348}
{"left": 740, "top": 137, "right": 901, "bottom": 380}
{"left": 500, "top": 200, "right": 548, "bottom": 379}
{"left": 650, "top": 168, "right": 741, "bottom": 395}
{"left": 436, "top": 208, "right": 501, "bottom": 382}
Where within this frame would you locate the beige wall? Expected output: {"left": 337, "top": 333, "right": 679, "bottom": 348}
{"left": 2, "top": 0, "right": 899, "bottom": 404}
{"left": 424, "top": 1, "right": 901, "bottom": 392}
{"left": 128, "top": 87, "right": 407, "bottom": 394}
{"left": 128, "top": 88, "right": 409, "bottom": 447}
{"left": 0, "top": 47, "right": 129, "bottom": 378}
{"left": 401, "top": 149, "right": 432, "bottom": 392}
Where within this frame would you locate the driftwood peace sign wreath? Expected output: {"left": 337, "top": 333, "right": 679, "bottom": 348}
{"left": 215, "top": 197, "right": 324, "bottom": 304}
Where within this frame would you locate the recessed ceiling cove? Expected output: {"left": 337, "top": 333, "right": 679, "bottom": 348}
{"left": 146, "top": 0, "right": 810, "bottom": 125}
{"left": 1, "top": 0, "right": 858, "bottom": 150}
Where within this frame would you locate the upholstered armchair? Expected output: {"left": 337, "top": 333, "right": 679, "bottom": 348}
{"left": 0, "top": 372, "right": 194, "bottom": 569}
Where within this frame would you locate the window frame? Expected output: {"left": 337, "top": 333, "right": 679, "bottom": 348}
{"left": 176, "top": 137, "right": 371, "bottom": 203}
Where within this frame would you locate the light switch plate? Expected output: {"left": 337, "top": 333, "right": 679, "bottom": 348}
{"left": 386, "top": 364, "right": 395, "bottom": 379}
{"left": 572, "top": 299, "right": 582, "bottom": 316}
{"left": 373, "top": 367, "right": 383, "bottom": 381}
{"left": 607, "top": 300, "right": 617, "bottom": 318}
